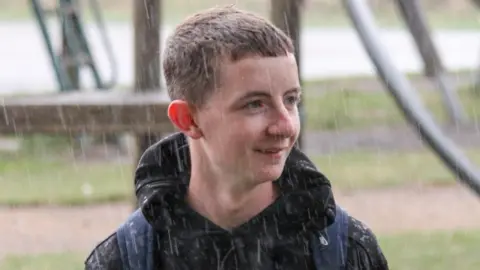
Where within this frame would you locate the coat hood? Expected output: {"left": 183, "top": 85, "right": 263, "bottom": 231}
{"left": 134, "top": 132, "right": 338, "bottom": 234}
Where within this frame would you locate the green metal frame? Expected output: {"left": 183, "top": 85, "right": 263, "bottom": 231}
{"left": 30, "top": 0, "right": 117, "bottom": 91}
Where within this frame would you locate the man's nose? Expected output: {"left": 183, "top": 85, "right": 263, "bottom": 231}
{"left": 266, "top": 108, "right": 297, "bottom": 138}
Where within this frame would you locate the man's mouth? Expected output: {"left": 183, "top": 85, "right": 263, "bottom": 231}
{"left": 256, "top": 148, "right": 283, "bottom": 154}
{"left": 254, "top": 148, "right": 286, "bottom": 157}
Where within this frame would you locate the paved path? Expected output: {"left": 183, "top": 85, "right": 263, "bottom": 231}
{"left": 2, "top": 21, "right": 480, "bottom": 94}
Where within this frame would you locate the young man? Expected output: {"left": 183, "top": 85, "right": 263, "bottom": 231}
{"left": 85, "top": 6, "right": 389, "bottom": 270}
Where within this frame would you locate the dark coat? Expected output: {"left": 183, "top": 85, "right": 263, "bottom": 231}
{"left": 85, "top": 133, "right": 389, "bottom": 270}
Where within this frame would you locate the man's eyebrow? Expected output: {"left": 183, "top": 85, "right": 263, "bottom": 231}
{"left": 237, "top": 91, "right": 272, "bottom": 102}
{"left": 286, "top": 87, "right": 302, "bottom": 95}
{"left": 238, "top": 87, "right": 302, "bottom": 101}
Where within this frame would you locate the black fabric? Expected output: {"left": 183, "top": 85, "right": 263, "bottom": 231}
{"left": 85, "top": 233, "right": 123, "bottom": 269}
{"left": 85, "top": 133, "right": 389, "bottom": 270}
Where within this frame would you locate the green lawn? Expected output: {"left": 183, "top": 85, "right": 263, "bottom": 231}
{"left": 314, "top": 149, "right": 480, "bottom": 190}
{"left": 2, "top": 145, "right": 479, "bottom": 205}
{"left": 1, "top": 229, "right": 479, "bottom": 270}
{"left": 378, "top": 229, "right": 480, "bottom": 270}
{"left": 0, "top": 253, "right": 85, "bottom": 270}
{"left": 305, "top": 87, "right": 479, "bottom": 131}
{"left": 0, "top": 152, "right": 132, "bottom": 206}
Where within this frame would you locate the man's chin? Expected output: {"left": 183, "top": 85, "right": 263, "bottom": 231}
{"left": 254, "top": 166, "right": 285, "bottom": 183}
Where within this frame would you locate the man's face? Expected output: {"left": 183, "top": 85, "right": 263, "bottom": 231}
{"left": 193, "top": 53, "right": 301, "bottom": 187}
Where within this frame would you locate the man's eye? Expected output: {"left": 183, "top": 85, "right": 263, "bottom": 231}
{"left": 285, "top": 95, "right": 300, "bottom": 105}
{"left": 244, "top": 100, "right": 265, "bottom": 109}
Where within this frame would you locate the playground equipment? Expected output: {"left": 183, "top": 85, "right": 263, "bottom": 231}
{"left": 1, "top": 0, "right": 162, "bottom": 198}
{"left": 0, "top": 91, "right": 173, "bottom": 134}
{"left": 1, "top": 0, "right": 479, "bottom": 199}
{"left": 393, "top": 0, "right": 467, "bottom": 125}
{"left": 343, "top": 0, "right": 480, "bottom": 195}
{"left": 30, "top": 0, "right": 117, "bottom": 91}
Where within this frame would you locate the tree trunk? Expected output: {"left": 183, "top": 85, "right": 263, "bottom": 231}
{"left": 133, "top": 0, "right": 162, "bottom": 208}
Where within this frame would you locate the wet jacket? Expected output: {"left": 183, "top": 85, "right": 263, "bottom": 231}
{"left": 85, "top": 132, "right": 389, "bottom": 270}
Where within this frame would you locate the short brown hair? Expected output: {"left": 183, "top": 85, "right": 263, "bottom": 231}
{"left": 162, "top": 5, "right": 295, "bottom": 108}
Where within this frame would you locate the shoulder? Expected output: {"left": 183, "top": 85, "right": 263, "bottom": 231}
{"left": 84, "top": 232, "right": 124, "bottom": 270}
{"left": 343, "top": 211, "right": 390, "bottom": 270}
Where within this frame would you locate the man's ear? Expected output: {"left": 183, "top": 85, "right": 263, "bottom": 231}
{"left": 167, "top": 100, "right": 203, "bottom": 139}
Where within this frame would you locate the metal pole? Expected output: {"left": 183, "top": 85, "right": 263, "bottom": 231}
{"left": 60, "top": 0, "right": 80, "bottom": 91}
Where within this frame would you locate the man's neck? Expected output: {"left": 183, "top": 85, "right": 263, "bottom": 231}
{"left": 186, "top": 175, "right": 278, "bottom": 230}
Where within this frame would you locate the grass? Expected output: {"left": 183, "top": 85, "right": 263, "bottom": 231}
{"left": 1, "top": 229, "right": 479, "bottom": 270}
{"left": 377, "top": 229, "right": 480, "bottom": 270}
{"left": 2, "top": 143, "right": 479, "bottom": 205}
{"left": 0, "top": 253, "right": 85, "bottom": 270}
{"left": 304, "top": 86, "right": 480, "bottom": 131}
{"left": 314, "top": 149, "right": 480, "bottom": 190}
{"left": 0, "top": 151, "right": 132, "bottom": 206}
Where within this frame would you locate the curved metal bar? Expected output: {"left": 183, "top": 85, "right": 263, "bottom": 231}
{"left": 471, "top": 0, "right": 480, "bottom": 8}
{"left": 342, "top": 0, "right": 480, "bottom": 196}
{"left": 393, "top": 0, "right": 466, "bottom": 125}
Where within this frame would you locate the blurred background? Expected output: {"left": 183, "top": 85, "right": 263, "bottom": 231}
{"left": 1, "top": 0, "right": 480, "bottom": 269}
